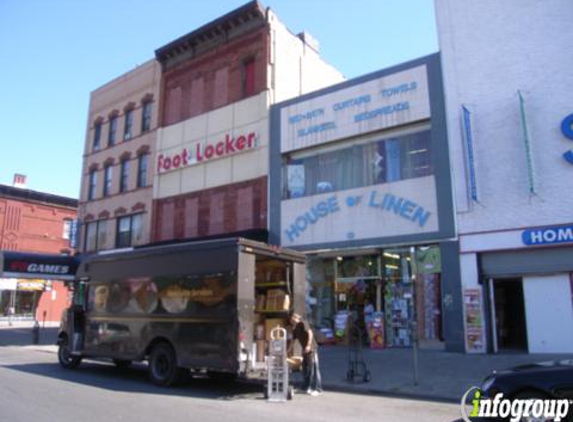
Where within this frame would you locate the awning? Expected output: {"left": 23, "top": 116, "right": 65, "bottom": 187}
{"left": 0, "top": 252, "right": 79, "bottom": 281}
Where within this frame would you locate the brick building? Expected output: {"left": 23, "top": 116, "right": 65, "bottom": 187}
{"left": 78, "top": 60, "right": 160, "bottom": 252}
{"left": 0, "top": 176, "right": 78, "bottom": 322}
{"left": 152, "top": 1, "right": 343, "bottom": 242}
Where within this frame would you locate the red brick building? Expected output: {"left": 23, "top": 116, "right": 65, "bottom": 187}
{"left": 0, "top": 177, "right": 78, "bottom": 322}
{"left": 152, "top": 1, "right": 343, "bottom": 242}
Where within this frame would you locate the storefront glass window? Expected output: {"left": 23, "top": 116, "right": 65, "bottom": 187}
{"left": 283, "top": 128, "right": 432, "bottom": 199}
{"left": 308, "top": 245, "right": 443, "bottom": 349}
{"left": 306, "top": 257, "right": 335, "bottom": 328}
{"left": 336, "top": 255, "right": 380, "bottom": 279}
{"left": 384, "top": 248, "right": 415, "bottom": 347}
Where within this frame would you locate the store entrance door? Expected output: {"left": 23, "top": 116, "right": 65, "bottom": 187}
{"left": 492, "top": 279, "right": 528, "bottom": 352}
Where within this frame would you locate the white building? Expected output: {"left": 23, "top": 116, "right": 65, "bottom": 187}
{"left": 435, "top": 0, "right": 573, "bottom": 353}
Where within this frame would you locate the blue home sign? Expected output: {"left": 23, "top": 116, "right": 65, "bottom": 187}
{"left": 522, "top": 225, "right": 573, "bottom": 246}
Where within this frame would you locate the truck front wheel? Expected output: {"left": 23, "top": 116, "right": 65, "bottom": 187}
{"left": 57, "top": 336, "right": 82, "bottom": 369}
{"left": 148, "top": 343, "right": 179, "bottom": 387}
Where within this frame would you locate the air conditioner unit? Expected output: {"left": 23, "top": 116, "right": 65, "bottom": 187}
{"left": 124, "top": 132, "right": 132, "bottom": 140}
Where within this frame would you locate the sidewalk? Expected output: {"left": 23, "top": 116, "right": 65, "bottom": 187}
{"left": 318, "top": 345, "right": 572, "bottom": 401}
{"left": 0, "top": 320, "right": 60, "bottom": 329}
{"left": 0, "top": 322, "right": 59, "bottom": 346}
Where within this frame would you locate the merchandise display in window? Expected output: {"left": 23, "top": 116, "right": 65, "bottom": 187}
{"left": 307, "top": 245, "right": 443, "bottom": 349}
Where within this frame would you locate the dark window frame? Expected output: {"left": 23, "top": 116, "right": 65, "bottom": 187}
{"left": 124, "top": 109, "right": 134, "bottom": 140}
{"left": 119, "top": 159, "right": 129, "bottom": 193}
{"left": 83, "top": 219, "right": 107, "bottom": 252}
{"left": 108, "top": 116, "right": 118, "bottom": 146}
{"left": 88, "top": 170, "right": 97, "bottom": 200}
{"left": 93, "top": 122, "right": 102, "bottom": 151}
{"left": 141, "top": 101, "right": 152, "bottom": 132}
{"left": 137, "top": 154, "right": 149, "bottom": 188}
{"left": 115, "top": 213, "right": 143, "bottom": 248}
{"left": 103, "top": 164, "right": 113, "bottom": 197}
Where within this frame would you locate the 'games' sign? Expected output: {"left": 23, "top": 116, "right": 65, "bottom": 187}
{"left": 157, "top": 131, "right": 258, "bottom": 174}
{"left": 0, "top": 252, "right": 78, "bottom": 280}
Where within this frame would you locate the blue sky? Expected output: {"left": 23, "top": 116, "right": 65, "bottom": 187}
{"left": 0, "top": 0, "right": 437, "bottom": 198}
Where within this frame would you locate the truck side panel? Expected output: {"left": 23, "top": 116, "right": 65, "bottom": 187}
{"left": 81, "top": 243, "right": 240, "bottom": 372}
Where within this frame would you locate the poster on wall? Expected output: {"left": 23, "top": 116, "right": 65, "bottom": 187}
{"left": 463, "top": 288, "right": 486, "bottom": 353}
{"left": 287, "top": 164, "right": 305, "bottom": 198}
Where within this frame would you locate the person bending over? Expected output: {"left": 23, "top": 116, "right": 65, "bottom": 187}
{"left": 289, "top": 312, "right": 322, "bottom": 396}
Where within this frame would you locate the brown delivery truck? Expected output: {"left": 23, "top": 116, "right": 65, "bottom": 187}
{"left": 57, "top": 237, "right": 305, "bottom": 386}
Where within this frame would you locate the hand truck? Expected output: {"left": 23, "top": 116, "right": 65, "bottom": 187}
{"left": 267, "top": 326, "right": 294, "bottom": 402}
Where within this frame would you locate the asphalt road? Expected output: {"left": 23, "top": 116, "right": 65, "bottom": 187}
{"left": 0, "top": 344, "right": 462, "bottom": 422}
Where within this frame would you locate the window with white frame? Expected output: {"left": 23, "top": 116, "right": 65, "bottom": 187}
{"left": 63, "top": 219, "right": 73, "bottom": 240}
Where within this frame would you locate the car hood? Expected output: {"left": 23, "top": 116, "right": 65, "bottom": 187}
{"left": 494, "top": 359, "right": 573, "bottom": 375}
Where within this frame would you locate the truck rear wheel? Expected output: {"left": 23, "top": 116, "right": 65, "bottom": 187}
{"left": 57, "top": 336, "right": 82, "bottom": 369}
{"left": 148, "top": 343, "right": 180, "bottom": 387}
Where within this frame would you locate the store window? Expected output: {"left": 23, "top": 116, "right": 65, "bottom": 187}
{"left": 383, "top": 248, "right": 414, "bottom": 347}
{"left": 141, "top": 101, "right": 152, "bottom": 132}
{"left": 307, "top": 257, "right": 335, "bottom": 327}
{"left": 283, "top": 127, "right": 432, "bottom": 199}
{"left": 137, "top": 154, "right": 149, "bottom": 188}
{"left": 103, "top": 164, "right": 113, "bottom": 197}
{"left": 88, "top": 169, "right": 97, "bottom": 201}
{"left": 124, "top": 109, "right": 134, "bottom": 140}
{"left": 116, "top": 214, "right": 143, "bottom": 248}
{"left": 119, "top": 159, "right": 129, "bottom": 193}
{"left": 383, "top": 246, "right": 443, "bottom": 347}
{"left": 312, "top": 245, "right": 442, "bottom": 349}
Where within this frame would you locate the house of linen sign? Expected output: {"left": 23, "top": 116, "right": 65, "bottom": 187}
{"left": 281, "top": 176, "right": 438, "bottom": 247}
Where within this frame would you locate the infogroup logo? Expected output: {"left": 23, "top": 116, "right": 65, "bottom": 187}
{"left": 460, "top": 387, "right": 571, "bottom": 422}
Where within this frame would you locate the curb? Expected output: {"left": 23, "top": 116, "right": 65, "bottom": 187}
{"left": 321, "top": 381, "right": 458, "bottom": 404}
